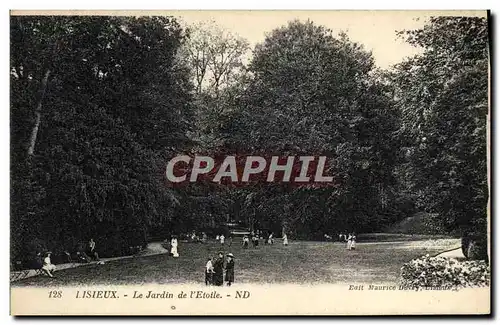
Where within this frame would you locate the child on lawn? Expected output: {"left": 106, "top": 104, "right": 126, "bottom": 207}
{"left": 205, "top": 257, "right": 214, "bottom": 285}
{"left": 242, "top": 235, "right": 249, "bottom": 249}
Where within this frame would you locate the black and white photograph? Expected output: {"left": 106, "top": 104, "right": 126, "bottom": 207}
{"left": 9, "top": 10, "right": 491, "bottom": 315}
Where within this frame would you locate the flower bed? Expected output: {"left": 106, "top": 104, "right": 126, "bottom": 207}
{"left": 400, "top": 255, "right": 490, "bottom": 288}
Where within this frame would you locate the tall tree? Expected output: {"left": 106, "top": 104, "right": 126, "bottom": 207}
{"left": 391, "top": 17, "right": 489, "bottom": 256}
{"left": 11, "top": 16, "right": 194, "bottom": 262}
{"left": 183, "top": 21, "right": 249, "bottom": 99}
{"left": 216, "top": 20, "right": 401, "bottom": 236}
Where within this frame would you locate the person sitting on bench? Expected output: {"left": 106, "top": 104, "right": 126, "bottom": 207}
{"left": 41, "top": 252, "right": 56, "bottom": 277}
{"left": 76, "top": 251, "right": 91, "bottom": 263}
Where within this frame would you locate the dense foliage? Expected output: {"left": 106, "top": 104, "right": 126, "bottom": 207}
{"left": 390, "top": 17, "right": 489, "bottom": 239}
{"left": 11, "top": 16, "right": 194, "bottom": 262}
{"left": 214, "top": 21, "right": 403, "bottom": 236}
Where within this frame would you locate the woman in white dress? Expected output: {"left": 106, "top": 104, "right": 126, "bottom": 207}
{"left": 41, "top": 252, "right": 56, "bottom": 277}
{"left": 282, "top": 233, "right": 288, "bottom": 246}
{"left": 171, "top": 236, "right": 179, "bottom": 257}
{"left": 346, "top": 233, "right": 353, "bottom": 250}
{"left": 350, "top": 234, "right": 356, "bottom": 250}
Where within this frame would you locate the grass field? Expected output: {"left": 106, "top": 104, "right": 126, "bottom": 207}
{"left": 13, "top": 238, "right": 460, "bottom": 287}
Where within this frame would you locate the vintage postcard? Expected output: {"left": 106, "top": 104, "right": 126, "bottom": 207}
{"left": 9, "top": 10, "right": 491, "bottom": 315}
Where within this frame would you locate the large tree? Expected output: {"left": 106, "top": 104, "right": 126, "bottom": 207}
{"left": 391, "top": 17, "right": 489, "bottom": 256}
{"left": 215, "top": 20, "right": 401, "bottom": 236}
{"left": 11, "top": 16, "right": 194, "bottom": 262}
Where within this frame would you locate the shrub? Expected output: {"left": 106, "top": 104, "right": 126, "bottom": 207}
{"left": 400, "top": 255, "right": 490, "bottom": 288}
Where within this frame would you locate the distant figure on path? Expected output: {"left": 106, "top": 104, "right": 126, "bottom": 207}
{"left": 205, "top": 257, "right": 214, "bottom": 285}
{"left": 171, "top": 236, "right": 179, "bottom": 257}
{"left": 220, "top": 234, "right": 225, "bottom": 246}
{"left": 350, "top": 234, "right": 357, "bottom": 250}
{"left": 252, "top": 234, "right": 259, "bottom": 248}
{"left": 347, "top": 233, "right": 354, "bottom": 250}
{"left": 213, "top": 252, "right": 224, "bottom": 286}
{"left": 41, "top": 252, "right": 56, "bottom": 277}
{"left": 242, "top": 235, "right": 249, "bottom": 248}
{"left": 282, "top": 233, "right": 288, "bottom": 246}
{"left": 225, "top": 253, "right": 235, "bottom": 286}
{"left": 268, "top": 233, "right": 274, "bottom": 245}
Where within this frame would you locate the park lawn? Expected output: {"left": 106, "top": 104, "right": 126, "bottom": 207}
{"left": 13, "top": 238, "right": 460, "bottom": 287}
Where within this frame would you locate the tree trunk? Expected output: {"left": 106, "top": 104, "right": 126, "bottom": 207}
{"left": 27, "top": 69, "right": 51, "bottom": 158}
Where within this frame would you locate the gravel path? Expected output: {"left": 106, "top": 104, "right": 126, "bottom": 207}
{"left": 10, "top": 242, "right": 167, "bottom": 282}
{"left": 436, "top": 247, "right": 464, "bottom": 259}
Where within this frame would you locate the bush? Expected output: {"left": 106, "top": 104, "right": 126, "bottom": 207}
{"left": 400, "top": 255, "right": 490, "bottom": 288}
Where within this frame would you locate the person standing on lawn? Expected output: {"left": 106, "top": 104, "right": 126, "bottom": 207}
{"left": 225, "top": 253, "right": 235, "bottom": 286}
{"left": 213, "top": 252, "right": 225, "bottom": 286}
{"left": 87, "top": 238, "right": 100, "bottom": 261}
{"left": 282, "top": 233, "right": 288, "bottom": 246}
{"left": 220, "top": 234, "right": 225, "bottom": 246}
{"left": 242, "top": 235, "right": 249, "bottom": 249}
{"left": 205, "top": 257, "right": 214, "bottom": 285}
{"left": 268, "top": 233, "right": 274, "bottom": 245}
{"left": 171, "top": 236, "right": 179, "bottom": 257}
{"left": 347, "top": 233, "right": 353, "bottom": 250}
{"left": 350, "top": 234, "right": 357, "bottom": 250}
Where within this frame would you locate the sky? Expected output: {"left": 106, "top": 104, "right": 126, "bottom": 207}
{"left": 176, "top": 10, "right": 487, "bottom": 69}
{"left": 9, "top": 10, "right": 488, "bottom": 69}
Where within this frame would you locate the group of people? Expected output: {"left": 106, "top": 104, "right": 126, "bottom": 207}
{"left": 215, "top": 234, "right": 233, "bottom": 246}
{"left": 241, "top": 232, "right": 288, "bottom": 248}
{"left": 205, "top": 252, "right": 235, "bottom": 286}
{"left": 338, "top": 233, "right": 357, "bottom": 250}
{"left": 39, "top": 238, "right": 103, "bottom": 278}
{"left": 164, "top": 231, "right": 290, "bottom": 285}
